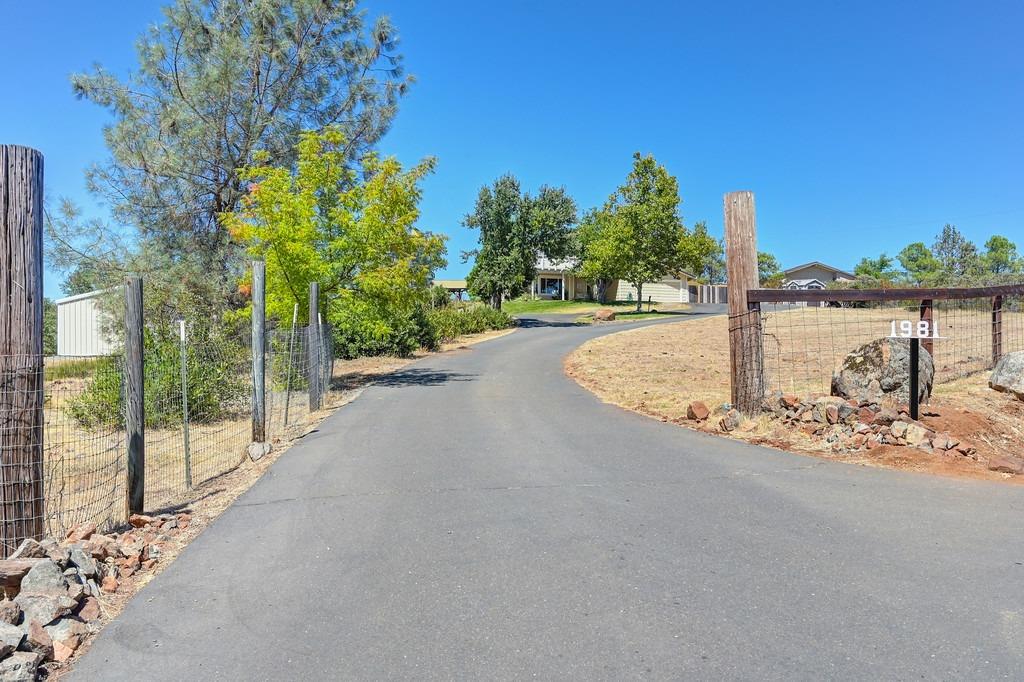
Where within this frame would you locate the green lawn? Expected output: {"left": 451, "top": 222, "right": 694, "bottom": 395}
{"left": 502, "top": 299, "right": 639, "bottom": 315}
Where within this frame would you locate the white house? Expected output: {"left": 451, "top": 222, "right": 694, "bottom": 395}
{"left": 782, "top": 261, "right": 855, "bottom": 289}
{"left": 55, "top": 290, "right": 117, "bottom": 357}
{"left": 531, "top": 256, "right": 695, "bottom": 304}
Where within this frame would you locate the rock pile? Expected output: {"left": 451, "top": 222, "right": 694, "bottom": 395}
{"left": 755, "top": 391, "right": 1024, "bottom": 472}
{"left": 0, "top": 511, "right": 190, "bottom": 678}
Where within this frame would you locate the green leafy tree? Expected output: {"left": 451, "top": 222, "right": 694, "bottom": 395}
{"left": 897, "top": 242, "right": 942, "bottom": 284}
{"left": 221, "top": 128, "right": 446, "bottom": 355}
{"left": 757, "top": 252, "right": 783, "bottom": 287}
{"left": 463, "top": 175, "right": 577, "bottom": 308}
{"left": 932, "top": 224, "right": 980, "bottom": 280}
{"left": 52, "top": 0, "right": 411, "bottom": 322}
{"left": 593, "top": 152, "right": 688, "bottom": 309}
{"left": 574, "top": 208, "right": 630, "bottom": 303}
{"left": 983, "top": 235, "right": 1022, "bottom": 275}
{"left": 43, "top": 299, "right": 57, "bottom": 356}
{"left": 679, "top": 221, "right": 722, "bottom": 283}
{"left": 854, "top": 253, "right": 899, "bottom": 282}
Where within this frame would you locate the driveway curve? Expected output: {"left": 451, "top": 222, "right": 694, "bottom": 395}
{"left": 74, "top": 310, "right": 1024, "bottom": 680}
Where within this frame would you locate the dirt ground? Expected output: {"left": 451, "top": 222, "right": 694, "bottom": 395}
{"left": 565, "top": 315, "right": 1024, "bottom": 483}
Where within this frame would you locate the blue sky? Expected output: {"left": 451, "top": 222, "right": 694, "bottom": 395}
{"left": 2, "top": 0, "right": 1022, "bottom": 295}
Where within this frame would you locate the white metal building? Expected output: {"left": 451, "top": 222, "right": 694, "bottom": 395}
{"left": 55, "top": 290, "right": 117, "bottom": 356}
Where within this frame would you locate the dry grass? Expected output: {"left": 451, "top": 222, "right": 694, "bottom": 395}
{"left": 565, "top": 311, "right": 1024, "bottom": 483}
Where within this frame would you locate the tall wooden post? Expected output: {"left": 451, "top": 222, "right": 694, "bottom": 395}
{"left": 308, "top": 282, "right": 321, "bottom": 411}
{"left": 920, "top": 300, "right": 934, "bottom": 359}
{"left": 724, "top": 191, "right": 764, "bottom": 414}
{"left": 124, "top": 277, "right": 145, "bottom": 515}
{"left": 251, "top": 261, "right": 266, "bottom": 442}
{"left": 0, "top": 145, "right": 45, "bottom": 554}
{"left": 993, "top": 295, "right": 1003, "bottom": 366}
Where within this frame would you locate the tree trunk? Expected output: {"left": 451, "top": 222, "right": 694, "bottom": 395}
{"left": 596, "top": 279, "right": 607, "bottom": 304}
{"left": 635, "top": 283, "right": 643, "bottom": 312}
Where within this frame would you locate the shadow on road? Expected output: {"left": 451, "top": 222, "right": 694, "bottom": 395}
{"left": 335, "top": 368, "right": 477, "bottom": 389}
{"left": 514, "top": 316, "right": 582, "bottom": 328}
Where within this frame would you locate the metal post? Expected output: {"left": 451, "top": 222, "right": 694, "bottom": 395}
{"left": 308, "top": 282, "right": 321, "bottom": 411}
{"left": 283, "top": 303, "right": 298, "bottom": 426}
{"left": 179, "top": 320, "right": 192, "bottom": 489}
{"left": 125, "top": 277, "right": 145, "bottom": 514}
{"left": 993, "top": 295, "right": 1003, "bottom": 365}
{"left": 909, "top": 337, "right": 920, "bottom": 421}
{"left": 251, "top": 261, "right": 266, "bottom": 442}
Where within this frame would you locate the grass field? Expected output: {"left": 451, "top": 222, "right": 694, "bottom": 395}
{"left": 502, "top": 299, "right": 641, "bottom": 315}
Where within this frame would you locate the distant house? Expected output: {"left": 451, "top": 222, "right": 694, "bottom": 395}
{"left": 531, "top": 256, "right": 695, "bottom": 304}
{"left": 432, "top": 279, "right": 468, "bottom": 301}
{"left": 782, "top": 261, "right": 855, "bottom": 289}
{"left": 55, "top": 290, "right": 116, "bottom": 357}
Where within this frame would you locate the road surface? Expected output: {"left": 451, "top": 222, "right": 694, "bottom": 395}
{"left": 74, "top": 310, "right": 1024, "bottom": 679}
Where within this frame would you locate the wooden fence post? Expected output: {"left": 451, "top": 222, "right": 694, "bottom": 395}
{"left": 0, "top": 145, "right": 45, "bottom": 554}
{"left": 308, "top": 282, "right": 321, "bottom": 411}
{"left": 993, "top": 295, "right": 1003, "bottom": 365}
{"left": 124, "top": 277, "right": 145, "bottom": 515}
{"left": 920, "top": 299, "right": 934, "bottom": 359}
{"left": 251, "top": 261, "right": 266, "bottom": 443}
{"left": 724, "top": 191, "right": 764, "bottom": 414}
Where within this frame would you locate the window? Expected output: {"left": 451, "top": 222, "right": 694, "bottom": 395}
{"left": 540, "top": 277, "right": 562, "bottom": 297}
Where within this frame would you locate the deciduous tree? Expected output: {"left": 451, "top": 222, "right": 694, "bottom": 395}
{"left": 463, "top": 176, "right": 577, "bottom": 308}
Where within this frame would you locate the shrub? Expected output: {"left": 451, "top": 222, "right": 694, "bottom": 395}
{"left": 68, "top": 327, "right": 249, "bottom": 429}
{"left": 426, "top": 303, "right": 514, "bottom": 343}
{"left": 331, "top": 300, "right": 436, "bottom": 359}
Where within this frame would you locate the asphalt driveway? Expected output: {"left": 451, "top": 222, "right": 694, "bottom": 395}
{"left": 73, "top": 309, "right": 1024, "bottom": 680}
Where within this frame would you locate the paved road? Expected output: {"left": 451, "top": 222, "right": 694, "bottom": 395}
{"left": 75, "top": 310, "right": 1024, "bottom": 680}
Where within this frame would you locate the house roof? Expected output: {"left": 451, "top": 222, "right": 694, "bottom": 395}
{"left": 783, "top": 278, "right": 827, "bottom": 289}
{"left": 432, "top": 279, "right": 467, "bottom": 290}
{"left": 535, "top": 255, "right": 576, "bottom": 272}
{"left": 782, "top": 261, "right": 856, "bottom": 280}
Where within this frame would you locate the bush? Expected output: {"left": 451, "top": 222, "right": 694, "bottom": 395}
{"left": 331, "top": 300, "right": 436, "bottom": 359}
{"left": 68, "top": 327, "right": 249, "bottom": 429}
{"left": 426, "top": 303, "right": 514, "bottom": 343}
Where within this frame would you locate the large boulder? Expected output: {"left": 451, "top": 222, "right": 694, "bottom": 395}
{"left": 990, "top": 351, "right": 1024, "bottom": 400}
{"left": 831, "top": 338, "right": 934, "bottom": 404}
{"left": 593, "top": 308, "right": 616, "bottom": 322}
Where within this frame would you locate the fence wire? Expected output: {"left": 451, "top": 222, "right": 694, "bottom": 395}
{"left": 732, "top": 292, "right": 1024, "bottom": 403}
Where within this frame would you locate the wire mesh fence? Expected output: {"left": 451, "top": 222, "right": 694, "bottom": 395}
{"left": 731, "top": 285, "right": 1024, "bottom": 407}
{"left": 18, "top": 315, "right": 337, "bottom": 549}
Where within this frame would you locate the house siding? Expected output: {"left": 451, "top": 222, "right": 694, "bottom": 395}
{"left": 56, "top": 291, "right": 116, "bottom": 357}
{"left": 616, "top": 278, "right": 689, "bottom": 304}
{"left": 785, "top": 265, "right": 851, "bottom": 284}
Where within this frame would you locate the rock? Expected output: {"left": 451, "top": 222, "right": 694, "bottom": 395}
{"left": 990, "top": 351, "right": 1024, "bottom": 400}
{"left": 14, "top": 594, "right": 75, "bottom": 627}
{"left": 686, "top": 401, "right": 710, "bottom": 421}
{"left": 22, "top": 621, "right": 52, "bottom": 661}
{"left": 781, "top": 393, "right": 801, "bottom": 409}
{"left": 719, "top": 409, "right": 742, "bottom": 432}
{"left": 8, "top": 540, "right": 45, "bottom": 561}
{"left": 987, "top": 455, "right": 1024, "bottom": 474}
{"left": 68, "top": 547, "right": 98, "bottom": 577}
{"left": 45, "top": 618, "right": 87, "bottom": 663}
{"left": 825, "top": 404, "right": 840, "bottom": 424}
{"left": 86, "top": 534, "right": 118, "bottom": 561}
{"left": 593, "top": 308, "right": 616, "bottom": 322}
{"left": 0, "top": 623, "right": 24, "bottom": 657}
{"left": 247, "top": 441, "right": 271, "bottom": 462}
{"left": 831, "top": 338, "right": 934, "bottom": 404}
{"left": 65, "top": 522, "right": 97, "bottom": 544}
{"left": 931, "top": 433, "right": 956, "bottom": 451}
{"left": 75, "top": 596, "right": 100, "bottom": 622}
{"left": 904, "top": 423, "right": 930, "bottom": 447}
{"left": 872, "top": 408, "right": 899, "bottom": 426}
{"left": 890, "top": 421, "right": 908, "bottom": 439}
{"left": 100, "top": 576, "right": 118, "bottom": 594}
{"left": 128, "top": 514, "right": 154, "bottom": 528}
{"left": 0, "top": 601, "right": 20, "bottom": 627}
{"left": 19, "top": 560, "right": 66, "bottom": 595}
{"left": 66, "top": 582, "right": 86, "bottom": 603}
{"left": 0, "top": 652, "right": 42, "bottom": 681}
